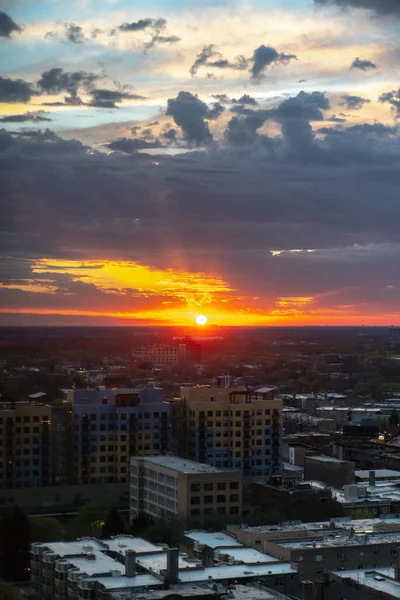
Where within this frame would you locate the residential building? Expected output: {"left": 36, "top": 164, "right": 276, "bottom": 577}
{"left": 69, "top": 387, "right": 170, "bottom": 484}
{"left": 130, "top": 455, "right": 243, "bottom": 526}
{"left": 0, "top": 399, "right": 51, "bottom": 488}
{"left": 324, "top": 567, "right": 400, "bottom": 600}
{"left": 261, "top": 531, "right": 400, "bottom": 581}
{"left": 31, "top": 534, "right": 298, "bottom": 600}
{"left": 173, "top": 384, "right": 283, "bottom": 476}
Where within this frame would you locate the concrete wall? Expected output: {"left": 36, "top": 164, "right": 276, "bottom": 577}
{"left": 304, "top": 456, "right": 355, "bottom": 488}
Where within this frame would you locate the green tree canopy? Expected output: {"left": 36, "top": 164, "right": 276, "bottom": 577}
{"left": 29, "top": 516, "right": 64, "bottom": 542}
{"left": 102, "top": 507, "right": 125, "bottom": 538}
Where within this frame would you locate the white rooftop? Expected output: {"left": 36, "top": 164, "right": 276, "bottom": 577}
{"left": 104, "top": 536, "right": 161, "bottom": 554}
{"left": 133, "top": 455, "right": 234, "bottom": 475}
{"left": 217, "top": 547, "right": 279, "bottom": 565}
{"left": 356, "top": 469, "right": 400, "bottom": 480}
{"left": 280, "top": 532, "right": 400, "bottom": 550}
{"left": 136, "top": 552, "right": 201, "bottom": 574}
{"left": 178, "top": 562, "right": 296, "bottom": 583}
{"left": 185, "top": 531, "right": 243, "bottom": 548}
{"left": 333, "top": 568, "right": 400, "bottom": 598}
{"left": 87, "top": 573, "right": 161, "bottom": 590}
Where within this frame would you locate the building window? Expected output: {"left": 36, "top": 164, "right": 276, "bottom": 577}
{"left": 230, "top": 506, "right": 239, "bottom": 514}
{"left": 190, "top": 496, "right": 200, "bottom": 505}
{"left": 217, "top": 482, "right": 226, "bottom": 490}
{"left": 191, "top": 483, "right": 201, "bottom": 492}
{"left": 204, "top": 482, "right": 213, "bottom": 491}
{"left": 217, "top": 507, "right": 226, "bottom": 514}
{"left": 191, "top": 509, "right": 200, "bottom": 516}
{"left": 230, "top": 494, "right": 239, "bottom": 502}
{"left": 204, "top": 496, "right": 213, "bottom": 504}
{"left": 217, "top": 495, "right": 226, "bottom": 503}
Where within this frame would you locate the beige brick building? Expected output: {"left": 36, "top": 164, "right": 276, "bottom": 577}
{"left": 130, "top": 455, "right": 243, "bottom": 527}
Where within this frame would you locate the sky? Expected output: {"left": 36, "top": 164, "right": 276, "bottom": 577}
{"left": 1, "top": 0, "right": 400, "bottom": 327}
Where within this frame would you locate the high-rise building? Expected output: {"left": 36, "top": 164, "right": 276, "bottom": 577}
{"left": 69, "top": 387, "right": 170, "bottom": 485}
{"left": 0, "top": 399, "right": 51, "bottom": 489}
{"left": 130, "top": 455, "right": 243, "bottom": 526}
{"left": 172, "top": 384, "right": 283, "bottom": 477}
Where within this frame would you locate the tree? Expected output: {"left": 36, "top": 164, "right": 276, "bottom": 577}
{"left": 102, "top": 508, "right": 125, "bottom": 538}
{"left": 351, "top": 508, "right": 373, "bottom": 519}
{"left": 0, "top": 507, "right": 30, "bottom": 581}
{"left": 66, "top": 502, "right": 109, "bottom": 540}
{"left": 29, "top": 516, "right": 64, "bottom": 542}
{"left": 0, "top": 582, "right": 23, "bottom": 600}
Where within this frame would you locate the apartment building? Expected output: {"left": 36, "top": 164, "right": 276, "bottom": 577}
{"left": 69, "top": 387, "right": 170, "bottom": 484}
{"left": 173, "top": 384, "right": 283, "bottom": 476}
{"left": 31, "top": 534, "right": 298, "bottom": 600}
{"left": 0, "top": 399, "right": 51, "bottom": 488}
{"left": 262, "top": 531, "right": 400, "bottom": 581}
{"left": 130, "top": 455, "right": 243, "bottom": 526}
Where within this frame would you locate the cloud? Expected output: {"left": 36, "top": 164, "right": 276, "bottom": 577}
{"left": 0, "top": 76, "right": 36, "bottom": 103}
{"left": 106, "top": 137, "right": 162, "bottom": 153}
{"left": 276, "top": 91, "right": 330, "bottom": 120}
{"left": 340, "top": 94, "right": 371, "bottom": 109}
{"left": 314, "top": 0, "right": 400, "bottom": 18}
{"left": 379, "top": 89, "right": 400, "bottom": 114}
{"left": 189, "top": 45, "right": 248, "bottom": 76}
{"left": 351, "top": 57, "right": 377, "bottom": 70}
{"left": 232, "top": 94, "right": 258, "bottom": 106}
{"left": 0, "top": 10, "right": 21, "bottom": 37}
{"left": 88, "top": 89, "right": 146, "bottom": 108}
{"left": 0, "top": 112, "right": 51, "bottom": 123}
{"left": 190, "top": 45, "right": 216, "bottom": 76}
{"left": 118, "top": 18, "right": 166, "bottom": 32}
{"left": 206, "top": 102, "right": 225, "bottom": 120}
{"left": 251, "top": 45, "right": 297, "bottom": 79}
{"left": 162, "top": 128, "right": 178, "bottom": 142}
{"left": 166, "top": 91, "right": 213, "bottom": 145}
{"left": 37, "top": 68, "right": 102, "bottom": 105}
{"left": 64, "top": 22, "right": 86, "bottom": 44}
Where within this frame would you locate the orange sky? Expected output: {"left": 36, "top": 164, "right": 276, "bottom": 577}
{"left": 1, "top": 258, "right": 399, "bottom": 326}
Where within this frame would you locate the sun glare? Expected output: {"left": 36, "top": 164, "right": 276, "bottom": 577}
{"left": 196, "top": 314, "right": 208, "bottom": 326}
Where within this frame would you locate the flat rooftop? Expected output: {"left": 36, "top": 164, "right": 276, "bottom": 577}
{"left": 307, "top": 455, "right": 350, "bottom": 464}
{"left": 185, "top": 531, "right": 243, "bottom": 548}
{"left": 356, "top": 469, "right": 400, "bottom": 479}
{"left": 217, "top": 547, "right": 279, "bottom": 565}
{"left": 178, "top": 562, "right": 296, "bottom": 583}
{"left": 279, "top": 532, "right": 400, "bottom": 550}
{"left": 133, "top": 455, "right": 235, "bottom": 475}
{"left": 87, "top": 573, "right": 161, "bottom": 590}
{"left": 136, "top": 552, "right": 201, "bottom": 574}
{"left": 229, "top": 516, "right": 400, "bottom": 535}
{"left": 333, "top": 568, "right": 399, "bottom": 598}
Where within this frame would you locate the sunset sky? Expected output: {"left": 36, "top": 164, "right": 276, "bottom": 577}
{"left": 1, "top": 0, "right": 400, "bottom": 326}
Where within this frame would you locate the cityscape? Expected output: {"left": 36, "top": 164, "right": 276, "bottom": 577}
{"left": 2, "top": 0, "right": 400, "bottom": 599}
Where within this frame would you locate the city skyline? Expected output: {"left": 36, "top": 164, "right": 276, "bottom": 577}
{"left": 1, "top": 0, "right": 400, "bottom": 326}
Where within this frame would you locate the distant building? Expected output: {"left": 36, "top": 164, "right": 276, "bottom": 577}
{"left": 0, "top": 399, "right": 51, "bottom": 488}
{"left": 130, "top": 455, "right": 243, "bottom": 527}
{"left": 303, "top": 455, "right": 355, "bottom": 488}
{"left": 172, "top": 384, "right": 283, "bottom": 476}
{"left": 132, "top": 339, "right": 201, "bottom": 367}
{"left": 69, "top": 387, "right": 170, "bottom": 484}
{"left": 325, "top": 567, "right": 400, "bottom": 600}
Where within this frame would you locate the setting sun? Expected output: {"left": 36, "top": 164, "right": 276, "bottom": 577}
{"left": 196, "top": 315, "right": 208, "bottom": 326}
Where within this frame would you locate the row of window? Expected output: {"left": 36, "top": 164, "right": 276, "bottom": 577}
{"left": 190, "top": 506, "right": 239, "bottom": 516}
{"left": 196, "top": 409, "right": 273, "bottom": 418}
{"left": 190, "top": 481, "right": 240, "bottom": 492}
{"left": 84, "top": 412, "right": 168, "bottom": 420}
{"left": 0, "top": 415, "right": 47, "bottom": 423}
{"left": 190, "top": 494, "right": 239, "bottom": 504}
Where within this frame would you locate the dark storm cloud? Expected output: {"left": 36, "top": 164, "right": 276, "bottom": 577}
{"left": 379, "top": 89, "right": 400, "bottom": 113}
{"left": 162, "top": 128, "right": 177, "bottom": 141}
{"left": 37, "top": 68, "right": 102, "bottom": 106}
{"left": 88, "top": 89, "right": 146, "bottom": 108}
{"left": 64, "top": 23, "right": 86, "bottom": 44}
{"left": 119, "top": 18, "right": 166, "bottom": 32}
{"left": 340, "top": 94, "right": 371, "bottom": 109}
{"left": 166, "top": 91, "right": 213, "bottom": 145}
{"left": 2, "top": 112, "right": 400, "bottom": 318}
{"left": 0, "top": 11, "right": 21, "bottom": 37}
{"left": 212, "top": 94, "right": 230, "bottom": 103}
{"left": 0, "top": 112, "right": 51, "bottom": 123}
{"left": 314, "top": 0, "right": 400, "bottom": 17}
{"left": 251, "top": 45, "right": 297, "bottom": 79}
{"left": 0, "top": 76, "right": 36, "bottom": 103}
{"left": 351, "top": 57, "right": 377, "bottom": 70}
{"left": 106, "top": 137, "right": 162, "bottom": 153}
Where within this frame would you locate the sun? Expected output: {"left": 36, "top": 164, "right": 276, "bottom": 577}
{"left": 195, "top": 314, "right": 208, "bottom": 326}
